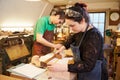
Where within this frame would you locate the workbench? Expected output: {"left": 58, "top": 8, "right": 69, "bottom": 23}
{"left": 8, "top": 49, "right": 76, "bottom": 80}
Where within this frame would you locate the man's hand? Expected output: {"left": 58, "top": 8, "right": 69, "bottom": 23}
{"left": 31, "top": 55, "right": 40, "bottom": 67}
{"left": 54, "top": 46, "right": 66, "bottom": 54}
{"left": 54, "top": 44, "right": 63, "bottom": 50}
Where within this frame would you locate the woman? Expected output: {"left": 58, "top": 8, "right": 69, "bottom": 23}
{"left": 47, "top": 3, "right": 108, "bottom": 80}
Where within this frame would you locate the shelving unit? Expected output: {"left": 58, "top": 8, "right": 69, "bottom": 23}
{"left": 106, "top": 30, "right": 120, "bottom": 80}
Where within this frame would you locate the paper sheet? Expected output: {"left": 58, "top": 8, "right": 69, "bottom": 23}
{"left": 12, "top": 64, "right": 46, "bottom": 79}
{"left": 57, "top": 57, "right": 73, "bottom": 64}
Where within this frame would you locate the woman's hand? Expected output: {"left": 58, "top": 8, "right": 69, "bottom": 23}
{"left": 47, "top": 63, "right": 68, "bottom": 72}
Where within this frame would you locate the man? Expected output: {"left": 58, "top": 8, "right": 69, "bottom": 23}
{"left": 32, "top": 10, "right": 65, "bottom": 56}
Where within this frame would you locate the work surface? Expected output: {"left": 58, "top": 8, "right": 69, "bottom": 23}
{"left": 0, "top": 74, "right": 22, "bottom": 80}
{"left": 8, "top": 57, "right": 76, "bottom": 80}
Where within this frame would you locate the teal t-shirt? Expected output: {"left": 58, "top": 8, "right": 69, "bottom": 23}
{"left": 34, "top": 16, "right": 55, "bottom": 40}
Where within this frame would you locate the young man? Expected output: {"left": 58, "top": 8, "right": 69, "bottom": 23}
{"left": 32, "top": 10, "right": 65, "bottom": 56}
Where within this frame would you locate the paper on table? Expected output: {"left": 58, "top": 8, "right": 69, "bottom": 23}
{"left": 56, "top": 57, "right": 73, "bottom": 64}
{"left": 12, "top": 64, "right": 46, "bottom": 79}
{"left": 39, "top": 53, "right": 54, "bottom": 62}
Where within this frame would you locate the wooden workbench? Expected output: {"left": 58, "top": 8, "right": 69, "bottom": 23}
{"left": 9, "top": 58, "right": 76, "bottom": 80}
{"left": 0, "top": 74, "right": 22, "bottom": 80}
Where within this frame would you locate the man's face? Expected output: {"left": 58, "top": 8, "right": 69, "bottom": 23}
{"left": 53, "top": 15, "right": 64, "bottom": 25}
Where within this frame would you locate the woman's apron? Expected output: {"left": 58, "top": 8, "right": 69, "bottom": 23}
{"left": 70, "top": 42, "right": 102, "bottom": 80}
{"left": 32, "top": 30, "right": 54, "bottom": 56}
{"left": 70, "top": 25, "right": 102, "bottom": 80}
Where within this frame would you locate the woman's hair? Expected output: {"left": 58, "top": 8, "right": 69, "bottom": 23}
{"left": 65, "top": 3, "right": 90, "bottom": 24}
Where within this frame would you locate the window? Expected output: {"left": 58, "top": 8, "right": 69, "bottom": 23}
{"left": 89, "top": 12, "right": 106, "bottom": 37}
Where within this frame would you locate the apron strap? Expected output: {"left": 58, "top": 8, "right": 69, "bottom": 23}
{"left": 78, "top": 24, "right": 89, "bottom": 47}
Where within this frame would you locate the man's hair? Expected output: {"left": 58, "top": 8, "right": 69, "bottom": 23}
{"left": 54, "top": 10, "right": 65, "bottom": 19}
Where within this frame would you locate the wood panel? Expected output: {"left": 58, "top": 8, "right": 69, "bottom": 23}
{"left": 5, "top": 44, "right": 29, "bottom": 61}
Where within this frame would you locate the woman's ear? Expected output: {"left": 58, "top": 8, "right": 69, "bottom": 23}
{"left": 79, "top": 18, "right": 85, "bottom": 24}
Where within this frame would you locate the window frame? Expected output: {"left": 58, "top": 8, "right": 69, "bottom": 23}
{"left": 89, "top": 12, "right": 106, "bottom": 38}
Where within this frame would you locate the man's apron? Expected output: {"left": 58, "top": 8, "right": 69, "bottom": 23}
{"left": 32, "top": 30, "right": 54, "bottom": 56}
{"left": 70, "top": 44, "right": 102, "bottom": 80}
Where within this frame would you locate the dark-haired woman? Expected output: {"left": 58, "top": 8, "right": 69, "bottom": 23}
{"left": 47, "top": 3, "right": 108, "bottom": 80}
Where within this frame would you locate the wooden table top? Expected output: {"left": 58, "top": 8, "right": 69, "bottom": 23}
{"left": 0, "top": 74, "right": 22, "bottom": 80}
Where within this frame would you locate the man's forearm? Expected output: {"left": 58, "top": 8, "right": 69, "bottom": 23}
{"left": 36, "top": 37, "right": 55, "bottom": 48}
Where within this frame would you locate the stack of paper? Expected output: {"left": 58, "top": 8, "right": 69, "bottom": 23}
{"left": 11, "top": 64, "right": 46, "bottom": 79}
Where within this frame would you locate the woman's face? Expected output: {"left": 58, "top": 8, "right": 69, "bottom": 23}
{"left": 65, "top": 19, "right": 85, "bottom": 33}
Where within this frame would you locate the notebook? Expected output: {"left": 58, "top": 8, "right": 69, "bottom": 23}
{"left": 11, "top": 64, "right": 46, "bottom": 79}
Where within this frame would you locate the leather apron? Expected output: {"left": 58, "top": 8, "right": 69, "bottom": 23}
{"left": 70, "top": 44, "right": 102, "bottom": 80}
{"left": 32, "top": 30, "right": 54, "bottom": 56}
